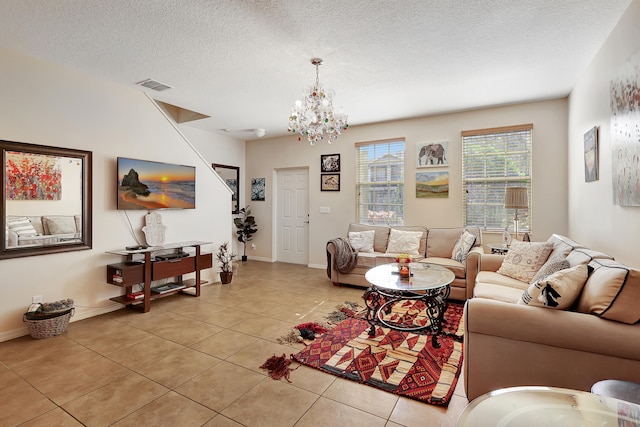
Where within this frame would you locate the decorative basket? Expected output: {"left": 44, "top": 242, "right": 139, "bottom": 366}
{"left": 23, "top": 308, "right": 74, "bottom": 339}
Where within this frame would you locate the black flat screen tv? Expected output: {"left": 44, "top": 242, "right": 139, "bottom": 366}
{"left": 117, "top": 157, "right": 195, "bottom": 210}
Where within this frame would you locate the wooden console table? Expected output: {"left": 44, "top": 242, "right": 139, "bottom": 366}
{"left": 106, "top": 241, "right": 212, "bottom": 313}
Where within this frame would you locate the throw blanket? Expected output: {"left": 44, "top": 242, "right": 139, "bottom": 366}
{"left": 327, "top": 238, "right": 358, "bottom": 275}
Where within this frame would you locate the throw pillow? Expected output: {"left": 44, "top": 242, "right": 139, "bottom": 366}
{"left": 530, "top": 254, "right": 571, "bottom": 284}
{"left": 518, "top": 264, "right": 589, "bottom": 309}
{"left": 496, "top": 241, "right": 553, "bottom": 283}
{"left": 43, "top": 216, "right": 77, "bottom": 234}
{"left": 451, "top": 230, "right": 476, "bottom": 263}
{"left": 348, "top": 230, "right": 375, "bottom": 253}
{"left": 385, "top": 228, "right": 423, "bottom": 256}
{"left": 7, "top": 217, "right": 38, "bottom": 237}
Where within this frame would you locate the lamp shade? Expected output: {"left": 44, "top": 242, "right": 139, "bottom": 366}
{"left": 505, "top": 187, "right": 528, "bottom": 209}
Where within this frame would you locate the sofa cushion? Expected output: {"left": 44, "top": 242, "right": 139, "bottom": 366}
{"left": 576, "top": 259, "right": 640, "bottom": 324}
{"left": 496, "top": 241, "right": 553, "bottom": 283}
{"left": 348, "top": 223, "right": 390, "bottom": 253}
{"left": 547, "top": 234, "right": 584, "bottom": 259}
{"left": 473, "top": 282, "right": 524, "bottom": 303}
{"left": 392, "top": 226, "right": 427, "bottom": 255}
{"left": 566, "top": 248, "right": 614, "bottom": 267}
{"left": 518, "top": 264, "right": 588, "bottom": 309}
{"left": 452, "top": 229, "right": 476, "bottom": 263}
{"left": 7, "top": 216, "right": 38, "bottom": 237}
{"left": 348, "top": 230, "right": 375, "bottom": 253}
{"left": 427, "top": 227, "right": 481, "bottom": 258}
{"left": 385, "top": 228, "right": 422, "bottom": 256}
{"left": 43, "top": 216, "right": 77, "bottom": 235}
{"left": 530, "top": 254, "right": 571, "bottom": 284}
{"left": 476, "top": 271, "right": 530, "bottom": 291}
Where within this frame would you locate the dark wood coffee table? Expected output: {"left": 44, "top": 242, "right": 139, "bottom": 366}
{"left": 363, "top": 262, "right": 455, "bottom": 348}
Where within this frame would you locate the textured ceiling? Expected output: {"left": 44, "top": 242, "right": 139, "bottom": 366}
{"left": 0, "top": 0, "right": 632, "bottom": 140}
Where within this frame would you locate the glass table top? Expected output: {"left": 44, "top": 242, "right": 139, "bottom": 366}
{"left": 365, "top": 262, "right": 455, "bottom": 292}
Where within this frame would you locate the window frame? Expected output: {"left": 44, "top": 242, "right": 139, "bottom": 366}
{"left": 355, "top": 138, "right": 405, "bottom": 226}
{"left": 461, "top": 124, "right": 533, "bottom": 233}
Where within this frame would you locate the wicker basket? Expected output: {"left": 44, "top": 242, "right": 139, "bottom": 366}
{"left": 23, "top": 308, "right": 74, "bottom": 339}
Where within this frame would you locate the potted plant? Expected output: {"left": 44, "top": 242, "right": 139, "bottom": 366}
{"left": 215, "top": 241, "right": 236, "bottom": 284}
{"left": 233, "top": 205, "right": 258, "bottom": 261}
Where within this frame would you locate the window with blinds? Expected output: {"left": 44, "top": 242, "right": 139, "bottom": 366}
{"left": 462, "top": 124, "right": 532, "bottom": 231}
{"left": 356, "top": 139, "right": 405, "bottom": 225}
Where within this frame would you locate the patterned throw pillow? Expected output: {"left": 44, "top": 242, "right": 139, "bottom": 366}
{"left": 496, "top": 241, "right": 553, "bottom": 283}
{"left": 451, "top": 230, "right": 476, "bottom": 263}
{"left": 385, "top": 229, "right": 423, "bottom": 256}
{"left": 7, "top": 217, "right": 38, "bottom": 237}
{"left": 530, "top": 255, "right": 571, "bottom": 284}
{"left": 348, "top": 230, "right": 375, "bottom": 253}
{"left": 518, "top": 264, "right": 589, "bottom": 309}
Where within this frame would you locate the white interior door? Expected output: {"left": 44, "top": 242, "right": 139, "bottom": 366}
{"left": 276, "top": 168, "right": 309, "bottom": 265}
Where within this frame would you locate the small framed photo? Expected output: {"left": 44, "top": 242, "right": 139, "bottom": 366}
{"left": 251, "top": 177, "right": 265, "bottom": 201}
{"left": 321, "top": 154, "right": 340, "bottom": 172}
{"left": 321, "top": 173, "right": 340, "bottom": 191}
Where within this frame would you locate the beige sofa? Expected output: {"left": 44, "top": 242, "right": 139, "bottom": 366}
{"left": 326, "top": 223, "right": 483, "bottom": 301}
{"left": 6, "top": 215, "right": 81, "bottom": 247}
{"left": 464, "top": 234, "right": 640, "bottom": 401}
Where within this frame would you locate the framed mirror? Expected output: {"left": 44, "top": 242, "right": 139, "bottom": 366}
{"left": 213, "top": 163, "right": 240, "bottom": 214}
{"left": 1, "top": 140, "right": 92, "bottom": 260}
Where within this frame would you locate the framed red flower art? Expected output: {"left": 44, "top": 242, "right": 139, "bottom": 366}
{"left": 6, "top": 151, "right": 62, "bottom": 200}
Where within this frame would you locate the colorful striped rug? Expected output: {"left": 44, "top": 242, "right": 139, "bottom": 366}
{"left": 292, "top": 301, "right": 464, "bottom": 406}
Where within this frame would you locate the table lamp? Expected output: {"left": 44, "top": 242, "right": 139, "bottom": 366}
{"left": 505, "top": 187, "right": 528, "bottom": 241}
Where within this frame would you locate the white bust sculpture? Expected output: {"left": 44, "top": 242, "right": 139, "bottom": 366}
{"left": 142, "top": 211, "right": 166, "bottom": 246}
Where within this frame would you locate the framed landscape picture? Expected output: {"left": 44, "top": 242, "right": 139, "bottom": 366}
{"left": 321, "top": 154, "right": 340, "bottom": 172}
{"left": 416, "top": 171, "right": 449, "bottom": 198}
{"left": 321, "top": 173, "right": 340, "bottom": 191}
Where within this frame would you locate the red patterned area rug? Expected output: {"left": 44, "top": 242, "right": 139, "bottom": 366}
{"left": 292, "top": 301, "right": 464, "bottom": 406}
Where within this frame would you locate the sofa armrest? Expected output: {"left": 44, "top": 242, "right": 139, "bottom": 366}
{"left": 464, "top": 246, "right": 484, "bottom": 299}
{"left": 478, "top": 253, "right": 505, "bottom": 272}
{"left": 464, "top": 298, "right": 640, "bottom": 400}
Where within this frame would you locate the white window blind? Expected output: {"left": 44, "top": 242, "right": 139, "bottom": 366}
{"left": 356, "top": 139, "right": 405, "bottom": 225}
{"left": 462, "top": 124, "right": 532, "bottom": 231}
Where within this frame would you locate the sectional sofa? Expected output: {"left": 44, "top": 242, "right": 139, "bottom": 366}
{"left": 326, "top": 223, "right": 483, "bottom": 301}
{"left": 464, "top": 234, "right": 640, "bottom": 400}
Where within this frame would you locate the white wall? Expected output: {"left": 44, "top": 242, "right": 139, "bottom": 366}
{"left": 0, "top": 48, "right": 234, "bottom": 341}
{"left": 246, "top": 98, "right": 569, "bottom": 268}
{"left": 182, "top": 126, "right": 246, "bottom": 256}
{"left": 568, "top": 0, "right": 640, "bottom": 266}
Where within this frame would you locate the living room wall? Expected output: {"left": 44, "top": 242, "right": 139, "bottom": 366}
{"left": 245, "top": 98, "right": 569, "bottom": 268}
{"left": 568, "top": 0, "right": 640, "bottom": 266}
{"left": 0, "top": 48, "right": 238, "bottom": 341}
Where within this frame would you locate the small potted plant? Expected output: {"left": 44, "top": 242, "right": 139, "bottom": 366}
{"left": 234, "top": 205, "right": 258, "bottom": 262}
{"left": 216, "top": 241, "right": 236, "bottom": 284}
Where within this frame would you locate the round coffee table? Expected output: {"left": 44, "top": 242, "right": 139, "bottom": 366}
{"left": 456, "top": 386, "right": 640, "bottom": 426}
{"left": 363, "top": 262, "right": 455, "bottom": 348}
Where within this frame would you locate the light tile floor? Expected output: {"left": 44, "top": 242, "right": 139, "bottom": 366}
{"left": 0, "top": 261, "right": 469, "bottom": 426}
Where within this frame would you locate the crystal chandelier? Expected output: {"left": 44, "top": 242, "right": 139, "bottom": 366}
{"left": 288, "top": 58, "right": 348, "bottom": 145}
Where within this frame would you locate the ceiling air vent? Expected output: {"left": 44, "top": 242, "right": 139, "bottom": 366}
{"left": 135, "top": 78, "right": 172, "bottom": 91}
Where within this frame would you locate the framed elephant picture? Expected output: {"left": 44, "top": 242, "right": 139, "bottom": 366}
{"left": 416, "top": 141, "right": 448, "bottom": 168}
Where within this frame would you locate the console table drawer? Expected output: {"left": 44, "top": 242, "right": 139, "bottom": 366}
{"left": 152, "top": 257, "right": 195, "bottom": 280}
{"left": 107, "top": 262, "right": 144, "bottom": 286}
{"left": 198, "top": 252, "right": 213, "bottom": 270}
